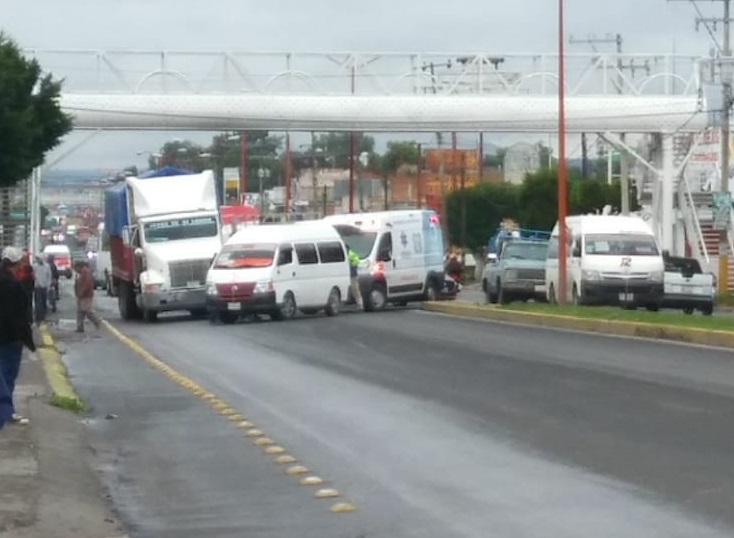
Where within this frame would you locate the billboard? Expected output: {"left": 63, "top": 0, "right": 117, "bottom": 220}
{"left": 223, "top": 167, "right": 240, "bottom": 203}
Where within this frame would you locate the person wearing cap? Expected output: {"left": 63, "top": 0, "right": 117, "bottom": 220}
{"left": 0, "top": 247, "right": 36, "bottom": 426}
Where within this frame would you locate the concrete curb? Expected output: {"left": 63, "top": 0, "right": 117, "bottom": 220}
{"left": 37, "top": 324, "right": 85, "bottom": 412}
{"left": 423, "top": 302, "right": 734, "bottom": 349}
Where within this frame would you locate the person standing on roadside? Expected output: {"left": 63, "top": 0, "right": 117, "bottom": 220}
{"left": 0, "top": 247, "right": 36, "bottom": 426}
{"left": 74, "top": 260, "right": 101, "bottom": 333}
{"left": 47, "top": 255, "right": 59, "bottom": 313}
{"left": 16, "top": 249, "right": 35, "bottom": 324}
{"left": 32, "top": 256, "right": 51, "bottom": 324}
{"left": 346, "top": 245, "right": 363, "bottom": 310}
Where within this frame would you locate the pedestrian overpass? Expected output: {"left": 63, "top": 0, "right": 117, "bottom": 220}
{"left": 28, "top": 49, "right": 729, "bottom": 276}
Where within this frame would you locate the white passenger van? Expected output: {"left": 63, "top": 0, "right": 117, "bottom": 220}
{"left": 324, "top": 210, "right": 445, "bottom": 311}
{"left": 205, "top": 222, "right": 350, "bottom": 323}
{"left": 545, "top": 215, "right": 664, "bottom": 309}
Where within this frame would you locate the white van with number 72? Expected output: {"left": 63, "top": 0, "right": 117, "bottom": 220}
{"left": 545, "top": 215, "right": 664, "bottom": 309}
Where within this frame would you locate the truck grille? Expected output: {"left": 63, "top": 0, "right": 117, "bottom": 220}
{"left": 601, "top": 272, "right": 649, "bottom": 281}
{"left": 168, "top": 259, "right": 211, "bottom": 288}
{"left": 516, "top": 269, "right": 545, "bottom": 280}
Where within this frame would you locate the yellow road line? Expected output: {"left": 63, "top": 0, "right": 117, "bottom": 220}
{"left": 101, "top": 320, "right": 356, "bottom": 513}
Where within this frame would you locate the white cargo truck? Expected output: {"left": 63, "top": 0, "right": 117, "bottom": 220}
{"left": 105, "top": 170, "right": 223, "bottom": 322}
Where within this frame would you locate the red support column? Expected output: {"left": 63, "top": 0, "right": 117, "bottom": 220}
{"left": 239, "top": 131, "right": 248, "bottom": 200}
{"left": 285, "top": 133, "right": 292, "bottom": 220}
{"left": 349, "top": 132, "right": 357, "bottom": 213}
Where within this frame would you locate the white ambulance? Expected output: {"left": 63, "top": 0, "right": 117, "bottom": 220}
{"left": 324, "top": 210, "right": 445, "bottom": 311}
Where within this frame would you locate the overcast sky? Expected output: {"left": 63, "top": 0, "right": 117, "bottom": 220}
{"left": 3, "top": 0, "right": 723, "bottom": 171}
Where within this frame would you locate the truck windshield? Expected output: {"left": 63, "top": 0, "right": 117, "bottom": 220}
{"left": 585, "top": 234, "right": 659, "bottom": 256}
{"left": 143, "top": 216, "right": 218, "bottom": 243}
{"left": 333, "top": 225, "right": 377, "bottom": 259}
{"left": 502, "top": 242, "right": 548, "bottom": 261}
{"left": 214, "top": 243, "right": 276, "bottom": 269}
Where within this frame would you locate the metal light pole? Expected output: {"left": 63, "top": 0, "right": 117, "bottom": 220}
{"left": 558, "top": 0, "right": 570, "bottom": 305}
{"left": 257, "top": 167, "right": 270, "bottom": 217}
{"left": 721, "top": 0, "right": 732, "bottom": 293}
{"left": 240, "top": 131, "right": 249, "bottom": 195}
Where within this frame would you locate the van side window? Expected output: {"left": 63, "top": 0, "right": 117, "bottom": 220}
{"left": 317, "top": 241, "right": 346, "bottom": 263}
{"left": 277, "top": 244, "right": 293, "bottom": 266}
{"left": 376, "top": 233, "right": 392, "bottom": 262}
{"left": 547, "top": 238, "right": 558, "bottom": 259}
{"left": 295, "top": 243, "right": 319, "bottom": 265}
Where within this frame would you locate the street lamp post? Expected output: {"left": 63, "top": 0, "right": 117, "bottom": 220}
{"left": 257, "top": 167, "right": 270, "bottom": 218}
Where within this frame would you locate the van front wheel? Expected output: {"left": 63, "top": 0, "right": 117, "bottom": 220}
{"left": 273, "top": 292, "right": 297, "bottom": 321}
{"left": 365, "top": 285, "right": 387, "bottom": 312}
{"left": 325, "top": 288, "right": 341, "bottom": 317}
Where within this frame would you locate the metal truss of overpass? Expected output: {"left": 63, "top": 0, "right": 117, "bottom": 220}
{"left": 28, "top": 48, "right": 726, "bottom": 257}
{"left": 26, "top": 49, "right": 711, "bottom": 133}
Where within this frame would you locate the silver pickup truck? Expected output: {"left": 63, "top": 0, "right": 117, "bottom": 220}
{"left": 482, "top": 239, "right": 549, "bottom": 304}
{"left": 662, "top": 256, "right": 715, "bottom": 315}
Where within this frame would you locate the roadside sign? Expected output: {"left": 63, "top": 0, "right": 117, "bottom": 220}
{"left": 712, "top": 192, "right": 732, "bottom": 231}
{"left": 223, "top": 167, "right": 240, "bottom": 203}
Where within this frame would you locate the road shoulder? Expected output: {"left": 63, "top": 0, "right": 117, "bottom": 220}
{"left": 424, "top": 301, "right": 734, "bottom": 349}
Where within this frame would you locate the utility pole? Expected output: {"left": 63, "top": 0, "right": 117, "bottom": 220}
{"left": 311, "top": 131, "right": 319, "bottom": 214}
{"left": 570, "top": 32, "right": 630, "bottom": 212}
{"left": 722, "top": 0, "right": 732, "bottom": 293}
{"left": 670, "top": 0, "right": 732, "bottom": 290}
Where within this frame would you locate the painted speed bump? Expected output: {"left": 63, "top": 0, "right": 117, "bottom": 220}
{"left": 254, "top": 437, "right": 274, "bottom": 447}
{"left": 330, "top": 502, "right": 356, "bottom": 513}
{"left": 264, "top": 445, "right": 285, "bottom": 455}
{"left": 315, "top": 488, "right": 340, "bottom": 499}
{"left": 286, "top": 465, "right": 309, "bottom": 475}
{"left": 274, "top": 455, "right": 297, "bottom": 464}
{"left": 300, "top": 476, "right": 324, "bottom": 486}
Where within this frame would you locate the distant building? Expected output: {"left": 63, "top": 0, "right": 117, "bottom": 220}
{"left": 504, "top": 142, "right": 542, "bottom": 185}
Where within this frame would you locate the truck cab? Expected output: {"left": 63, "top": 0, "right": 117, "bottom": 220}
{"left": 107, "top": 171, "right": 223, "bottom": 322}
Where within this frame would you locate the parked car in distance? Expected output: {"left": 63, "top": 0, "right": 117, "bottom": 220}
{"left": 42, "top": 244, "right": 72, "bottom": 278}
{"left": 482, "top": 239, "right": 548, "bottom": 304}
{"left": 206, "top": 222, "right": 350, "bottom": 323}
{"left": 662, "top": 255, "right": 715, "bottom": 315}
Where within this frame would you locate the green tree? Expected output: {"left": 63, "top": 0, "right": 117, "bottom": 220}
{"left": 0, "top": 35, "right": 71, "bottom": 186}
{"left": 381, "top": 141, "right": 420, "bottom": 175}
{"left": 445, "top": 182, "right": 519, "bottom": 250}
{"left": 0, "top": 34, "right": 72, "bottom": 245}
{"left": 445, "top": 167, "right": 634, "bottom": 250}
{"left": 312, "top": 133, "right": 375, "bottom": 169}
{"left": 207, "top": 131, "right": 282, "bottom": 191}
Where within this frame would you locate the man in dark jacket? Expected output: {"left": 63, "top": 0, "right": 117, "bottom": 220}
{"left": 0, "top": 247, "right": 36, "bottom": 426}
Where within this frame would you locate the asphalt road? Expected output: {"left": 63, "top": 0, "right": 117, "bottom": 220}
{"left": 60, "top": 291, "right": 734, "bottom": 538}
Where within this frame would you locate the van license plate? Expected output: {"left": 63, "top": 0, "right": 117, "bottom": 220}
{"left": 187, "top": 280, "right": 200, "bottom": 288}
{"left": 618, "top": 292, "right": 634, "bottom": 302}
{"left": 227, "top": 302, "right": 240, "bottom": 311}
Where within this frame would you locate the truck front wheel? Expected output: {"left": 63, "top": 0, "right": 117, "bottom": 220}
{"left": 118, "top": 282, "right": 141, "bottom": 320}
